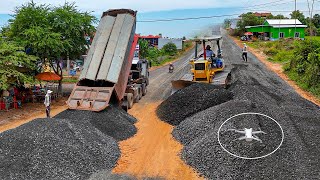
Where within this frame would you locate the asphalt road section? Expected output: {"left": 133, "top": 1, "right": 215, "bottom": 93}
{"left": 158, "top": 29, "right": 320, "bottom": 179}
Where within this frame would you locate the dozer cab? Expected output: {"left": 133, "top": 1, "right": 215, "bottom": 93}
{"left": 171, "top": 36, "right": 231, "bottom": 94}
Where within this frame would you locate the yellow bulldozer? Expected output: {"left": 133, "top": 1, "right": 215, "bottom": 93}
{"left": 172, "top": 36, "right": 231, "bottom": 93}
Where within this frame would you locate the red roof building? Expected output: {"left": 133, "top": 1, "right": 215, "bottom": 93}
{"left": 140, "top": 35, "right": 161, "bottom": 47}
{"left": 253, "top": 12, "right": 272, "bottom": 18}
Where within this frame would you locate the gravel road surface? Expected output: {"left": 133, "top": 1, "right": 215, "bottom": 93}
{"left": 166, "top": 29, "right": 320, "bottom": 179}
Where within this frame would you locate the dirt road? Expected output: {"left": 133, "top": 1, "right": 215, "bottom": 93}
{"left": 113, "top": 47, "right": 203, "bottom": 179}
{"left": 0, "top": 98, "right": 68, "bottom": 133}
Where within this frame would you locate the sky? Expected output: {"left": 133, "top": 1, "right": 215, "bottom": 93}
{"left": 0, "top": 0, "right": 319, "bottom": 37}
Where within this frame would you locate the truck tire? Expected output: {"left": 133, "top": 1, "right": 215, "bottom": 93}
{"left": 127, "top": 93, "right": 134, "bottom": 109}
{"left": 142, "top": 83, "right": 147, "bottom": 96}
{"left": 138, "top": 88, "right": 142, "bottom": 100}
{"left": 121, "top": 100, "right": 128, "bottom": 112}
{"left": 134, "top": 88, "right": 141, "bottom": 103}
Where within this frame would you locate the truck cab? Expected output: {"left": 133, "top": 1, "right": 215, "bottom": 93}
{"left": 124, "top": 44, "right": 150, "bottom": 108}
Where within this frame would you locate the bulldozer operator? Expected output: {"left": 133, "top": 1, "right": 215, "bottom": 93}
{"left": 205, "top": 45, "right": 215, "bottom": 60}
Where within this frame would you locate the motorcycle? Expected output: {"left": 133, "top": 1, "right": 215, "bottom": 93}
{"left": 169, "top": 65, "right": 174, "bottom": 73}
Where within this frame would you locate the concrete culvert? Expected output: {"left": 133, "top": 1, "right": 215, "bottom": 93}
{"left": 54, "top": 105, "right": 137, "bottom": 141}
{"left": 0, "top": 118, "right": 120, "bottom": 180}
{"left": 157, "top": 83, "right": 233, "bottom": 126}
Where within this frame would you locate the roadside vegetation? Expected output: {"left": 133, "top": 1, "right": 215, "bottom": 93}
{"left": 225, "top": 11, "right": 320, "bottom": 37}
{"left": 245, "top": 38, "right": 320, "bottom": 98}
{"left": 0, "top": 40, "right": 38, "bottom": 90}
{"left": 0, "top": 1, "right": 96, "bottom": 92}
{"left": 225, "top": 10, "right": 320, "bottom": 98}
{"left": 139, "top": 39, "right": 193, "bottom": 66}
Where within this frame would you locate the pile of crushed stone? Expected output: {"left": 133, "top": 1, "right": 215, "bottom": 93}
{"left": 0, "top": 105, "right": 138, "bottom": 180}
{"left": 157, "top": 83, "right": 233, "bottom": 125}
{"left": 0, "top": 118, "right": 119, "bottom": 180}
{"left": 166, "top": 36, "right": 320, "bottom": 179}
{"left": 55, "top": 105, "right": 137, "bottom": 141}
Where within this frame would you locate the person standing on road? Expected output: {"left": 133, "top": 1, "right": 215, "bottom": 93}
{"left": 242, "top": 43, "right": 248, "bottom": 62}
{"left": 44, "top": 90, "right": 52, "bottom": 118}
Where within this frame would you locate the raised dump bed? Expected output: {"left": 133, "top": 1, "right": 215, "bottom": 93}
{"left": 67, "top": 9, "right": 138, "bottom": 111}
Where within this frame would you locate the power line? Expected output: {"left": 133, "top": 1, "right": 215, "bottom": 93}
{"left": 137, "top": 0, "right": 320, "bottom": 23}
{"left": 137, "top": 14, "right": 240, "bottom": 22}
{"left": 241, "top": 0, "right": 295, "bottom": 10}
{"left": 137, "top": 10, "right": 320, "bottom": 23}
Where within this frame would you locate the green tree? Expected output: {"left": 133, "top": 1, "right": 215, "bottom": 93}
{"left": 0, "top": 40, "right": 38, "bottom": 90}
{"left": 273, "top": 14, "right": 288, "bottom": 19}
{"left": 290, "top": 10, "right": 306, "bottom": 24}
{"left": 162, "top": 43, "right": 177, "bottom": 56}
{"left": 236, "top": 12, "right": 264, "bottom": 35}
{"left": 6, "top": 1, "right": 96, "bottom": 93}
{"left": 139, "top": 39, "right": 149, "bottom": 59}
{"left": 312, "top": 14, "right": 320, "bottom": 28}
{"left": 49, "top": 2, "right": 97, "bottom": 59}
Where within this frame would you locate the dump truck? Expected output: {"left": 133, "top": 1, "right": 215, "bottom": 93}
{"left": 67, "top": 9, "right": 149, "bottom": 111}
{"left": 126, "top": 44, "right": 150, "bottom": 108}
{"left": 171, "top": 36, "right": 231, "bottom": 93}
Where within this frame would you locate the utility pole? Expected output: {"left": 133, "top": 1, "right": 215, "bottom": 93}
{"left": 294, "top": 0, "right": 297, "bottom": 38}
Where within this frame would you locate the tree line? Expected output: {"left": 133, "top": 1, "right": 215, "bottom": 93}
{"left": 224, "top": 11, "right": 320, "bottom": 36}
{"left": 0, "top": 0, "right": 96, "bottom": 91}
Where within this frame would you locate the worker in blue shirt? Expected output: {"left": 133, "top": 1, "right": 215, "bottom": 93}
{"left": 205, "top": 45, "right": 215, "bottom": 60}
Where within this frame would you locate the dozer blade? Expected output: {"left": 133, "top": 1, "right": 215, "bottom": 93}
{"left": 171, "top": 80, "right": 196, "bottom": 94}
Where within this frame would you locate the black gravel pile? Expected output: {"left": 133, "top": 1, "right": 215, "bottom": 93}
{"left": 173, "top": 85, "right": 320, "bottom": 179}
{"left": 0, "top": 118, "right": 120, "bottom": 180}
{"left": 170, "top": 35, "right": 320, "bottom": 179}
{"left": 55, "top": 105, "right": 137, "bottom": 141}
{"left": 157, "top": 83, "right": 233, "bottom": 125}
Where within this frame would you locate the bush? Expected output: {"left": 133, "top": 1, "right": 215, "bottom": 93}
{"left": 162, "top": 43, "right": 177, "bottom": 56}
{"left": 285, "top": 39, "right": 320, "bottom": 97}
{"left": 273, "top": 50, "right": 294, "bottom": 62}
{"left": 183, "top": 41, "right": 192, "bottom": 49}
{"left": 264, "top": 48, "right": 279, "bottom": 56}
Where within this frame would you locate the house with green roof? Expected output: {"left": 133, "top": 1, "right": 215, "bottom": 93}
{"left": 245, "top": 19, "right": 307, "bottom": 41}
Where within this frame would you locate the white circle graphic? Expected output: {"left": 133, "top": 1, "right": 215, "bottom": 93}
{"left": 217, "top": 112, "right": 284, "bottom": 160}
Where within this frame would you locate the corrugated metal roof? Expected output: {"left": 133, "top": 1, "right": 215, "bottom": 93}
{"left": 272, "top": 25, "right": 307, "bottom": 28}
{"left": 266, "top": 19, "right": 303, "bottom": 25}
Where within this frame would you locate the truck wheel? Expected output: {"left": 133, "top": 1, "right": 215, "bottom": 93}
{"left": 127, "top": 93, "right": 134, "bottom": 109}
{"left": 138, "top": 88, "right": 142, "bottom": 100}
{"left": 121, "top": 100, "right": 128, "bottom": 112}
{"left": 134, "top": 88, "right": 141, "bottom": 103}
{"left": 142, "top": 83, "right": 147, "bottom": 96}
